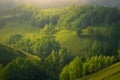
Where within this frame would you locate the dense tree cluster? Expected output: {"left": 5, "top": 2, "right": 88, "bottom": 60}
{"left": 77, "top": 23, "right": 120, "bottom": 56}
{"left": 6, "top": 35, "right": 60, "bottom": 57}
{"left": 22, "top": 5, "right": 120, "bottom": 30}
{"left": 6, "top": 34, "right": 23, "bottom": 45}
{"left": 0, "top": 49, "right": 73, "bottom": 80}
{"left": 43, "top": 49, "right": 72, "bottom": 80}
{"left": 60, "top": 55, "right": 115, "bottom": 80}
{"left": 12, "top": 5, "right": 120, "bottom": 31}
{"left": 0, "top": 58, "right": 49, "bottom": 80}
{"left": 32, "top": 37, "right": 60, "bottom": 57}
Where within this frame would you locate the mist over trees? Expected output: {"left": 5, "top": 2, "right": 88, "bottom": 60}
{"left": 0, "top": 0, "right": 120, "bottom": 10}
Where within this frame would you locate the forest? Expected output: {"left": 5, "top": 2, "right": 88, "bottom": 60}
{"left": 0, "top": 4, "right": 120, "bottom": 80}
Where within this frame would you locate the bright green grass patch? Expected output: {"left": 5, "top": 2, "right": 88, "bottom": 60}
{"left": 55, "top": 30, "right": 82, "bottom": 56}
{"left": 77, "top": 62, "right": 120, "bottom": 80}
{"left": 0, "top": 21, "right": 40, "bottom": 42}
{"left": 103, "top": 72, "right": 120, "bottom": 80}
{"left": 55, "top": 30, "right": 93, "bottom": 56}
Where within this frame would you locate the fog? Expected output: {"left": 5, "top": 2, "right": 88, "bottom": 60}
{"left": 0, "top": 0, "right": 120, "bottom": 10}
{"left": 14, "top": 0, "right": 89, "bottom": 8}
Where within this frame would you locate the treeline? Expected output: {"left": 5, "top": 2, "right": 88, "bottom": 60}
{"left": 1, "top": 52, "right": 120, "bottom": 80}
{"left": 33, "top": 5, "right": 120, "bottom": 29}
{"left": 77, "top": 22, "right": 120, "bottom": 56}
{"left": 13, "top": 5, "right": 120, "bottom": 29}
{"left": 3, "top": 34, "right": 73, "bottom": 80}
{"left": 0, "top": 58, "right": 49, "bottom": 80}
{"left": 60, "top": 55, "right": 116, "bottom": 80}
{"left": 0, "top": 49, "right": 72, "bottom": 80}
{"left": 5, "top": 34, "right": 60, "bottom": 58}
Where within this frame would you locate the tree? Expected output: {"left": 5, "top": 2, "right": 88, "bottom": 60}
{"left": 77, "top": 29, "right": 82, "bottom": 37}
{"left": 109, "top": 56, "right": 115, "bottom": 65}
{"left": 88, "top": 63, "right": 95, "bottom": 74}
{"left": 60, "top": 56, "right": 82, "bottom": 80}
{"left": 87, "top": 27, "right": 94, "bottom": 37}
{"left": 82, "top": 63, "right": 89, "bottom": 75}
{"left": 0, "top": 64, "right": 2, "bottom": 72}
{"left": 44, "top": 48, "right": 72, "bottom": 80}
{"left": 68, "top": 56, "right": 82, "bottom": 80}
{"left": 91, "top": 40, "right": 100, "bottom": 53}
{"left": 33, "top": 37, "right": 60, "bottom": 57}
{"left": 59, "top": 65, "right": 70, "bottom": 80}
{"left": 13, "top": 38, "right": 33, "bottom": 53}
{"left": 117, "top": 48, "right": 120, "bottom": 60}
{"left": 6, "top": 34, "right": 23, "bottom": 45}
{"left": 0, "top": 58, "right": 49, "bottom": 80}
{"left": 104, "top": 56, "right": 113, "bottom": 67}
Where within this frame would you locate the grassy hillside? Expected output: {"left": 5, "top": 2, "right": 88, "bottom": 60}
{"left": 0, "top": 44, "right": 40, "bottom": 66}
{"left": 0, "top": 44, "right": 22, "bottom": 65}
{"left": 77, "top": 62, "right": 120, "bottom": 80}
{"left": 0, "top": 19, "right": 40, "bottom": 42}
{"left": 55, "top": 30, "right": 81, "bottom": 56}
{"left": 55, "top": 30, "right": 93, "bottom": 56}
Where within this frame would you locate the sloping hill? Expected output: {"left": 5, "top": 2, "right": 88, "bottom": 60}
{"left": 55, "top": 30, "right": 82, "bottom": 56}
{"left": 77, "top": 62, "right": 120, "bottom": 80}
{"left": 55, "top": 30, "right": 93, "bottom": 56}
{"left": 0, "top": 44, "right": 23, "bottom": 65}
{"left": 0, "top": 44, "right": 40, "bottom": 66}
{"left": 0, "top": 20, "right": 40, "bottom": 42}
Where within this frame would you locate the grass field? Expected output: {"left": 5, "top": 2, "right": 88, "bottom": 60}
{"left": 0, "top": 20, "right": 40, "bottom": 42}
{"left": 77, "top": 62, "right": 120, "bottom": 80}
{"left": 55, "top": 30, "right": 93, "bottom": 56}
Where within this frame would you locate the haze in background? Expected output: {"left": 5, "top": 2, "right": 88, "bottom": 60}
{"left": 0, "top": 0, "right": 120, "bottom": 10}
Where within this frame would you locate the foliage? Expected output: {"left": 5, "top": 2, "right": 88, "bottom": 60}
{"left": 60, "top": 55, "right": 115, "bottom": 80}
{"left": 43, "top": 48, "right": 73, "bottom": 80}
{"left": 0, "top": 58, "right": 49, "bottom": 80}
{"left": 33, "top": 37, "right": 60, "bottom": 57}
{"left": 9, "top": 5, "right": 119, "bottom": 30}
{"left": 5, "top": 34, "right": 23, "bottom": 45}
{"left": 1, "top": 4, "right": 120, "bottom": 80}
{"left": 77, "top": 62, "right": 120, "bottom": 80}
{"left": 6, "top": 36, "right": 60, "bottom": 57}
{"left": 0, "top": 64, "right": 2, "bottom": 72}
